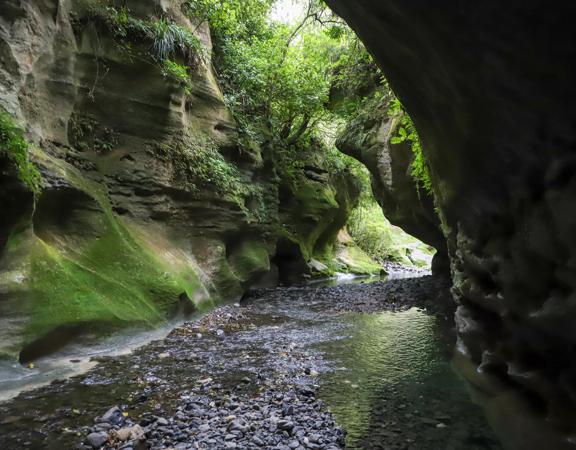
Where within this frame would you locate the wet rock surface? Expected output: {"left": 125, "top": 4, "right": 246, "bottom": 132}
{"left": 0, "top": 274, "right": 498, "bottom": 450}
{"left": 0, "top": 0, "right": 372, "bottom": 361}
{"left": 280, "top": 275, "right": 453, "bottom": 318}
{"left": 326, "top": 0, "right": 576, "bottom": 443}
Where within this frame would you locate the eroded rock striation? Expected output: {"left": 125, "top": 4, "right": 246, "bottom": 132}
{"left": 0, "top": 0, "right": 372, "bottom": 360}
{"left": 326, "top": 0, "right": 576, "bottom": 445}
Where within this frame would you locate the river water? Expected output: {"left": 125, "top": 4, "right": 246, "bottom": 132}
{"left": 0, "top": 276, "right": 501, "bottom": 449}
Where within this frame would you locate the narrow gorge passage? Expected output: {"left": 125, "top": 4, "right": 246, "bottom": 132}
{"left": 0, "top": 272, "right": 500, "bottom": 450}
{"left": 2, "top": 0, "right": 576, "bottom": 449}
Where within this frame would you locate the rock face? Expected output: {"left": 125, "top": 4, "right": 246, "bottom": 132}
{"left": 0, "top": 0, "right": 370, "bottom": 359}
{"left": 274, "top": 140, "right": 381, "bottom": 282}
{"left": 326, "top": 0, "right": 576, "bottom": 445}
{"left": 337, "top": 96, "right": 448, "bottom": 275}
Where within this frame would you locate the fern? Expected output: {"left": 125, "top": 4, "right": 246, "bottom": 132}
{"left": 151, "top": 17, "right": 204, "bottom": 62}
{"left": 389, "top": 99, "right": 432, "bottom": 194}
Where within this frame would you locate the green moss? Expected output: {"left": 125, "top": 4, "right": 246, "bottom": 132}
{"left": 162, "top": 59, "right": 192, "bottom": 93}
{"left": 227, "top": 240, "right": 271, "bottom": 282}
{"left": 16, "top": 216, "right": 202, "bottom": 345}
{"left": 336, "top": 244, "right": 383, "bottom": 275}
{"left": 0, "top": 152, "right": 206, "bottom": 352}
{"left": 0, "top": 111, "right": 42, "bottom": 195}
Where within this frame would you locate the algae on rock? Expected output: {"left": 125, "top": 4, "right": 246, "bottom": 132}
{"left": 0, "top": 0, "right": 275, "bottom": 359}
{"left": 0, "top": 0, "right": 380, "bottom": 360}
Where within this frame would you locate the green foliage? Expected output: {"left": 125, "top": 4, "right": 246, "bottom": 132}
{"left": 154, "top": 134, "right": 243, "bottom": 198}
{"left": 329, "top": 37, "right": 384, "bottom": 117}
{"left": 70, "top": 116, "right": 118, "bottom": 154}
{"left": 150, "top": 17, "right": 204, "bottom": 62}
{"left": 186, "top": 0, "right": 273, "bottom": 37}
{"left": 275, "top": 145, "right": 306, "bottom": 185}
{"left": 348, "top": 200, "right": 396, "bottom": 260}
{"left": 348, "top": 198, "right": 433, "bottom": 267}
{"left": 185, "top": 0, "right": 368, "bottom": 146}
{"left": 182, "top": 0, "right": 387, "bottom": 218}
{"left": 155, "top": 133, "right": 274, "bottom": 222}
{"left": 389, "top": 99, "right": 432, "bottom": 194}
{"left": 162, "top": 59, "right": 192, "bottom": 93}
{"left": 76, "top": 2, "right": 205, "bottom": 81}
{"left": 219, "top": 23, "right": 333, "bottom": 143}
{"left": 0, "top": 111, "right": 42, "bottom": 195}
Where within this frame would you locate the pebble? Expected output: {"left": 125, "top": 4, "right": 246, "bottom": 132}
{"left": 100, "top": 407, "right": 125, "bottom": 426}
{"left": 114, "top": 425, "right": 145, "bottom": 441}
{"left": 86, "top": 431, "right": 108, "bottom": 448}
{"left": 73, "top": 276, "right": 453, "bottom": 450}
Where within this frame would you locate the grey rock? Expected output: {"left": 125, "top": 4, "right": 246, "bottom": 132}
{"left": 86, "top": 432, "right": 108, "bottom": 448}
{"left": 100, "top": 406, "right": 125, "bottom": 426}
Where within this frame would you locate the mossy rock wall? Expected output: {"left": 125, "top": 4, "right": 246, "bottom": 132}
{"left": 275, "top": 141, "right": 381, "bottom": 279}
{"left": 0, "top": 149, "right": 213, "bottom": 359}
{"left": 0, "top": 0, "right": 370, "bottom": 360}
{"left": 0, "top": 0, "right": 277, "bottom": 359}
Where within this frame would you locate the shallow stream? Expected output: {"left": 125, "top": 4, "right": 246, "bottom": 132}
{"left": 0, "top": 276, "right": 501, "bottom": 449}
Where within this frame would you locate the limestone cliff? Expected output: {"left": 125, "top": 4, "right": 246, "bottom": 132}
{"left": 0, "top": 0, "right": 372, "bottom": 360}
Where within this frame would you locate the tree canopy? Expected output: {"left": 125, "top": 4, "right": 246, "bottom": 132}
{"left": 185, "top": 0, "right": 382, "bottom": 147}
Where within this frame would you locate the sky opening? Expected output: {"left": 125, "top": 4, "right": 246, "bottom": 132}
{"left": 270, "top": 0, "right": 307, "bottom": 24}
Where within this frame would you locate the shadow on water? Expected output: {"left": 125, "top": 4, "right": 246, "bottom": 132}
{"left": 0, "top": 275, "right": 504, "bottom": 449}
{"left": 316, "top": 308, "right": 502, "bottom": 450}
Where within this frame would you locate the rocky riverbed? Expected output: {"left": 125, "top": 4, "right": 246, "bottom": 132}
{"left": 0, "top": 274, "right": 501, "bottom": 450}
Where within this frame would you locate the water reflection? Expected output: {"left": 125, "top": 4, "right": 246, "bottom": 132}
{"left": 318, "top": 308, "right": 502, "bottom": 449}
{"left": 0, "top": 280, "right": 503, "bottom": 450}
{"left": 305, "top": 273, "right": 386, "bottom": 288}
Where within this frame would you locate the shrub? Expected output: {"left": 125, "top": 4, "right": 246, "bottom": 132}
{"left": 154, "top": 133, "right": 243, "bottom": 198}
{"left": 150, "top": 17, "right": 204, "bottom": 62}
{"left": 76, "top": 2, "right": 206, "bottom": 71}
